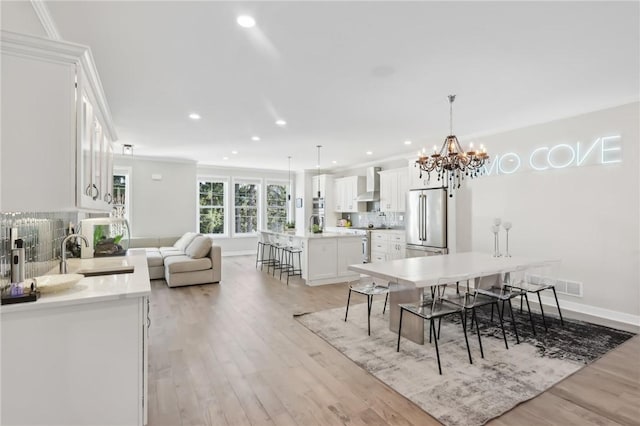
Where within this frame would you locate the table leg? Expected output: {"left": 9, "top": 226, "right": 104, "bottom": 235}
{"left": 389, "top": 281, "right": 424, "bottom": 345}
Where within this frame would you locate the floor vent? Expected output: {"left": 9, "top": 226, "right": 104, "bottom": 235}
{"left": 524, "top": 274, "right": 583, "bottom": 297}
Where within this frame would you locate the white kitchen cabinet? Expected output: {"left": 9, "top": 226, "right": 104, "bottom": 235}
{"left": 1, "top": 296, "right": 149, "bottom": 426}
{"left": 0, "top": 30, "right": 117, "bottom": 212}
{"left": 407, "top": 160, "right": 445, "bottom": 190}
{"left": 312, "top": 174, "right": 334, "bottom": 211}
{"left": 307, "top": 238, "right": 338, "bottom": 281}
{"left": 337, "top": 236, "right": 364, "bottom": 277}
{"left": 370, "top": 230, "right": 406, "bottom": 262}
{"left": 379, "top": 168, "right": 409, "bottom": 212}
{"left": 334, "top": 176, "right": 366, "bottom": 213}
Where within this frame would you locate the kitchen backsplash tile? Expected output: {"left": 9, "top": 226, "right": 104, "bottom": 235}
{"left": 341, "top": 211, "right": 405, "bottom": 229}
{"left": 0, "top": 211, "right": 77, "bottom": 288}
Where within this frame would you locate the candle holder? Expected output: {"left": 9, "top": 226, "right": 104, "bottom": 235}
{"left": 503, "top": 221, "right": 512, "bottom": 257}
{"left": 491, "top": 225, "right": 501, "bottom": 257}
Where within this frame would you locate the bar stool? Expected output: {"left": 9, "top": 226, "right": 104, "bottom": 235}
{"left": 255, "top": 233, "right": 272, "bottom": 270}
{"left": 268, "top": 234, "right": 286, "bottom": 276}
{"left": 344, "top": 276, "right": 389, "bottom": 336}
{"left": 280, "top": 240, "right": 302, "bottom": 285}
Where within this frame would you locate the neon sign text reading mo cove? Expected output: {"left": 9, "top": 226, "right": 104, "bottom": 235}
{"left": 483, "top": 135, "right": 621, "bottom": 176}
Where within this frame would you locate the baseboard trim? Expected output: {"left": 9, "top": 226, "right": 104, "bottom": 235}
{"left": 538, "top": 294, "right": 640, "bottom": 327}
{"left": 222, "top": 250, "right": 255, "bottom": 257}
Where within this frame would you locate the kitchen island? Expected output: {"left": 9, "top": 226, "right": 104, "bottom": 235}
{"left": 1, "top": 250, "right": 150, "bottom": 426}
{"left": 260, "top": 230, "right": 363, "bottom": 286}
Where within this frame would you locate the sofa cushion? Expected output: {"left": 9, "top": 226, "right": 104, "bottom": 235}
{"left": 185, "top": 236, "right": 212, "bottom": 259}
{"left": 173, "top": 232, "right": 199, "bottom": 252}
{"left": 146, "top": 251, "right": 164, "bottom": 267}
{"left": 159, "top": 248, "right": 184, "bottom": 257}
{"left": 164, "top": 255, "right": 212, "bottom": 274}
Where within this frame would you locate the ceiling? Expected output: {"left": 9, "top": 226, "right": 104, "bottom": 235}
{"left": 45, "top": 1, "right": 639, "bottom": 172}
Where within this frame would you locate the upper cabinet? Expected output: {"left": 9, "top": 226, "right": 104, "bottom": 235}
{"left": 0, "top": 30, "right": 117, "bottom": 212}
{"left": 334, "top": 176, "right": 366, "bottom": 213}
{"left": 407, "top": 160, "right": 445, "bottom": 190}
{"left": 379, "top": 168, "right": 408, "bottom": 212}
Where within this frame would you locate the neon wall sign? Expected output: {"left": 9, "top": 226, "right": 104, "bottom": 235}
{"left": 483, "top": 135, "right": 621, "bottom": 176}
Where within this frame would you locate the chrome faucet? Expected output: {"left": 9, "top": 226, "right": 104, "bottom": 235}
{"left": 60, "top": 234, "right": 89, "bottom": 274}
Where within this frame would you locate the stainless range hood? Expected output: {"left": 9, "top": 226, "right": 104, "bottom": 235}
{"left": 355, "top": 166, "right": 381, "bottom": 201}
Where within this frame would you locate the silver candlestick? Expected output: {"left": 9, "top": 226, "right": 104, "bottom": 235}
{"left": 503, "top": 221, "right": 512, "bottom": 257}
{"left": 491, "top": 225, "right": 501, "bottom": 257}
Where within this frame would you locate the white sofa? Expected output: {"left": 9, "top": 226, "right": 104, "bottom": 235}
{"left": 130, "top": 233, "right": 222, "bottom": 287}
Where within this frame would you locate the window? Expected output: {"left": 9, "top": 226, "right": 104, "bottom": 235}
{"left": 266, "top": 182, "right": 289, "bottom": 231}
{"left": 199, "top": 179, "right": 226, "bottom": 234}
{"left": 234, "top": 181, "right": 259, "bottom": 234}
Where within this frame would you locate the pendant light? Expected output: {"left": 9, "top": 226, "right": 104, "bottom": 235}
{"left": 316, "top": 145, "right": 322, "bottom": 198}
{"left": 287, "top": 156, "right": 292, "bottom": 201}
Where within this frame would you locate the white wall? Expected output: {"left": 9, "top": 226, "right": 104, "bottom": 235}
{"left": 1, "top": 2, "right": 47, "bottom": 37}
{"left": 460, "top": 102, "right": 639, "bottom": 321}
{"left": 115, "top": 157, "right": 197, "bottom": 238}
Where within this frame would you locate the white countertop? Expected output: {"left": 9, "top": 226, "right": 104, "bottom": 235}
{"left": 1, "top": 250, "right": 151, "bottom": 314}
{"left": 349, "top": 251, "right": 559, "bottom": 287}
{"left": 259, "top": 229, "right": 363, "bottom": 239}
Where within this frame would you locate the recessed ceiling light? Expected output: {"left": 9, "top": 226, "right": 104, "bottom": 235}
{"left": 251, "top": 136, "right": 260, "bottom": 141}
{"left": 223, "top": 156, "right": 229, "bottom": 160}
{"left": 332, "top": 160, "right": 337, "bottom": 164}
{"left": 275, "top": 119, "right": 287, "bottom": 127}
{"left": 188, "top": 113, "right": 201, "bottom": 120}
{"left": 231, "top": 150, "right": 238, "bottom": 154}
{"left": 236, "top": 15, "right": 256, "bottom": 28}
{"left": 404, "top": 140, "right": 412, "bottom": 145}
{"left": 366, "top": 151, "right": 373, "bottom": 155}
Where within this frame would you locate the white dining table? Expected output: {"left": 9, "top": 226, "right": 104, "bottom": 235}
{"left": 348, "top": 251, "right": 558, "bottom": 344}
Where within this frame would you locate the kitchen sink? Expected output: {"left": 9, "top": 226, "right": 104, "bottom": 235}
{"left": 76, "top": 266, "right": 135, "bottom": 277}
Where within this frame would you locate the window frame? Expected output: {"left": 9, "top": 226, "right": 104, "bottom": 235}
{"left": 231, "top": 177, "right": 262, "bottom": 237}
{"left": 264, "top": 178, "right": 291, "bottom": 231}
{"left": 197, "top": 176, "right": 229, "bottom": 238}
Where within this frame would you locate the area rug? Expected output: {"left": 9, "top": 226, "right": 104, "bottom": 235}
{"left": 295, "top": 300, "right": 634, "bottom": 426}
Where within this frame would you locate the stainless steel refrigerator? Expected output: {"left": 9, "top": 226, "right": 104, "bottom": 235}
{"left": 405, "top": 188, "right": 448, "bottom": 256}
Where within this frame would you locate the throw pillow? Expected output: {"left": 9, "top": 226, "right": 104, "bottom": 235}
{"left": 185, "top": 236, "right": 212, "bottom": 259}
{"left": 173, "top": 232, "right": 199, "bottom": 252}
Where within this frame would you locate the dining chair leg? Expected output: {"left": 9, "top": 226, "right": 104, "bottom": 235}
{"left": 507, "top": 298, "right": 521, "bottom": 344}
{"left": 459, "top": 311, "right": 473, "bottom": 365}
{"left": 382, "top": 292, "right": 388, "bottom": 314}
{"left": 520, "top": 294, "right": 524, "bottom": 313}
{"left": 471, "top": 308, "right": 484, "bottom": 359}
{"left": 536, "top": 291, "right": 548, "bottom": 331}
{"left": 344, "top": 289, "right": 352, "bottom": 322}
{"left": 367, "top": 295, "right": 373, "bottom": 336}
{"left": 431, "top": 319, "right": 443, "bottom": 375}
{"left": 396, "top": 308, "right": 404, "bottom": 352}
{"left": 495, "top": 302, "right": 509, "bottom": 350}
{"left": 490, "top": 303, "right": 494, "bottom": 323}
{"left": 463, "top": 309, "right": 468, "bottom": 330}
{"left": 523, "top": 293, "right": 537, "bottom": 336}
{"left": 437, "top": 317, "right": 442, "bottom": 339}
{"left": 470, "top": 309, "right": 476, "bottom": 332}
{"left": 552, "top": 287, "right": 564, "bottom": 325}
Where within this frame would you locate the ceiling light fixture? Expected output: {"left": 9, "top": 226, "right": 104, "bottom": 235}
{"left": 189, "top": 113, "right": 201, "bottom": 120}
{"left": 251, "top": 136, "right": 260, "bottom": 141}
{"left": 332, "top": 160, "right": 337, "bottom": 164}
{"left": 366, "top": 151, "right": 373, "bottom": 155}
{"left": 231, "top": 150, "right": 238, "bottom": 154}
{"left": 416, "top": 95, "right": 489, "bottom": 197}
{"left": 223, "top": 156, "right": 229, "bottom": 160}
{"left": 236, "top": 15, "right": 256, "bottom": 28}
{"left": 122, "top": 144, "right": 133, "bottom": 156}
{"left": 404, "top": 140, "right": 412, "bottom": 145}
{"left": 275, "top": 119, "right": 287, "bottom": 127}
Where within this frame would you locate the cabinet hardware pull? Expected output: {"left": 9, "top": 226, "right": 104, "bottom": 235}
{"left": 104, "top": 193, "right": 113, "bottom": 204}
{"left": 86, "top": 184, "right": 99, "bottom": 200}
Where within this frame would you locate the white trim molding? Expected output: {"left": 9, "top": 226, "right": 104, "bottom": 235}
{"left": 538, "top": 294, "right": 640, "bottom": 327}
{"left": 31, "top": 0, "right": 61, "bottom": 40}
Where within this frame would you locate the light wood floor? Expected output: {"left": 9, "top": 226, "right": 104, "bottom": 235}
{"left": 147, "top": 255, "right": 640, "bottom": 426}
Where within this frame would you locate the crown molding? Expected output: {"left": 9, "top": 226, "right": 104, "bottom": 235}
{"left": 31, "top": 0, "right": 61, "bottom": 40}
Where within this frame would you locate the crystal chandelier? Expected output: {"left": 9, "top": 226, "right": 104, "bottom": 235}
{"left": 415, "top": 95, "right": 489, "bottom": 194}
